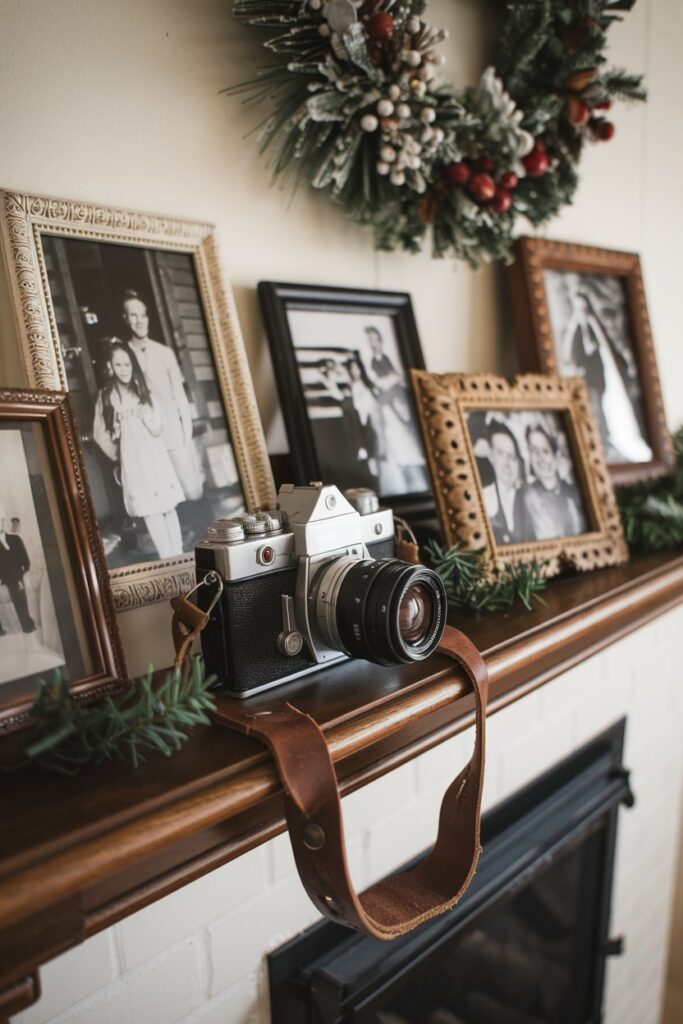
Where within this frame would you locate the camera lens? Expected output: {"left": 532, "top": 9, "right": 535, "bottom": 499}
{"left": 310, "top": 558, "right": 446, "bottom": 666}
{"left": 399, "top": 583, "right": 433, "bottom": 645}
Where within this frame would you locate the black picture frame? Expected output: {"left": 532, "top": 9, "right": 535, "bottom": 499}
{"left": 258, "top": 282, "right": 434, "bottom": 520}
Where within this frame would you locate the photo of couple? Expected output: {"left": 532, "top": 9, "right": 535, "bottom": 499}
{"left": 287, "top": 309, "right": 429, "bottom": 499}
{"left": 0, "top": 428, "right": 73, "bottom": 693}
{"left": 41, "top": 236, "right": 245, "bottom": 570}
{"left": 467, "top": 410, "right": 589, "bottom": 546}
{"left": 543, "top": 269, "right": 652, "bottom": 465}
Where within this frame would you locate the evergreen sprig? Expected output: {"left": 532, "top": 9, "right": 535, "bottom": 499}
{"left": 425, "top": 541, "right": 548, "bottom": 612}
{"left": 20, "top": 659, "right": 216, "bottom": 774}
{"left": 617, "top": 428, "right": 683, "bottom": 553}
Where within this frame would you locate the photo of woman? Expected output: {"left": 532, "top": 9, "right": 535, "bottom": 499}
{"left": 543, "top": 270, "right": 652, "bottom": 464}
{"left": 93, "top": 342, "right": 185, "bottom": 560}
{"left": 524, "top": 424, "right": 587, "bottom": 539}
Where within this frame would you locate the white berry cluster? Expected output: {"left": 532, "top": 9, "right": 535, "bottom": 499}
{"left": 358, "top": 13, "right": 449, "bottom": 190}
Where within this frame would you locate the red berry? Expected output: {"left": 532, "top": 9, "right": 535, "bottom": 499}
{"left": 594, "top": 119, "right": 616, "bottom": 141}
{"left": 444, "top": 161, "right": 471, "bottom": 186}
{"left": 594, "top": 99, "right": 613, "bottom": 111}
{"left": 476, "top": 156, "right": 496, "bottom": 173}
{"left": 498, "top": 170, "right": 518, "bottom": 190}
{"left": 492, "top": 188, "right": 512, "bottom": 214}
{"left": 522, "top": 143, "right": 550, "bottom": 177}
{"left": 469, "top": 172, "right": 496, "bottom": 202}
{"left": 366, "top": 11, "right": 394, "bottom": 40}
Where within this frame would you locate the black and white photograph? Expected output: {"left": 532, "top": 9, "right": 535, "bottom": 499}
{"left": 467, "top": 409, "right": 590, "bottom": 546}
{"left": 0, "top": 424, "right": 84, "bottom": 702}
{"left": 40, "top": 234, "right": 246, "bottom": 570}
{"left": 286, "top": 308, "right": 429, "bottom": 495}
{"left": 258, "top": 284, "right": 432, "bottom": 516}
{"left": 542, "top": 269, "right": 651, "bottom": 465}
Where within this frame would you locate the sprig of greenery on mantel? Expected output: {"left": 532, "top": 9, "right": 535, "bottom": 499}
{"left": 617, "top": 427, "right": 683, "bottom": 553}
{"left": 18, "top": 659, "right": 215, "bottom": 775}
{"left": 425, "top": 541, "right": 548, "bottom": 613}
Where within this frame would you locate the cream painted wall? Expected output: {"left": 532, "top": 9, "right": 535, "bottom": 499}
{"left": 1, "top": 0, "right": 682, "bottom": 1016}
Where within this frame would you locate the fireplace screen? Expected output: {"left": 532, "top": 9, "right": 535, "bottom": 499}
{"left": 371, "top": 828, "right": 606, "bottom": 1024}
{"left": 269, "top": 721, "right": 633, "bottom": 1024}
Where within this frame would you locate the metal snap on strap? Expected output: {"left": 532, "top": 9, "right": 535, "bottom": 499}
{"left": 302, "top": 822, "right": 326, "bottom": 850}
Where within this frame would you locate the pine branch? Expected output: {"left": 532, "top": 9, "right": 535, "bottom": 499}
{"left": 425, "top": 541, "right": 548, "bottom": 613}
{"left": 17, "top": 660, "right": 216, "bottom": 775}
{"left": 600, "top": 68, "right": 647, "bottom": 102}
{"left": 616, "top": 429, "right": 683, "bottom": 553}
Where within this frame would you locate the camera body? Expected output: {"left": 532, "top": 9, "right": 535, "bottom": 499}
{"left": 195, "top": 484, "right": 396, "bottom": 696}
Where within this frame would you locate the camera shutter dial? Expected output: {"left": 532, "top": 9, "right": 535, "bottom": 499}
{"left": 243, "top": 514, "right": 267, "bottom": 536}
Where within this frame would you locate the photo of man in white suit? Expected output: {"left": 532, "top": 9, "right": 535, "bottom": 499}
{"left": 122, "top": 290, "right": 203, "bottom": 502}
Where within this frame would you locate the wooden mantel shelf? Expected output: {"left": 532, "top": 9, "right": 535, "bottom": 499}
{"left": 2, "top": 548, "right": 683, "bottom": 997}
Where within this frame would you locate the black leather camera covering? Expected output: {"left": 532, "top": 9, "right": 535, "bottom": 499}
{"left": 195, "top": 558, "right": 307, "bottom": 694}
{"left": 195, "top": 537, "right": 395, "bottom": 695}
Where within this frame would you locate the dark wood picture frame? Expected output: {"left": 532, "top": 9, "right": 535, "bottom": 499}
{"left": 0, "top": 389, "right": 126, "bottom": 733}
{"left": 258, "top": 282, "right": 433, "bottom": 519}
{"left": 411, "top": 371, "right": 628, "bottom": 577}
{"left": 508, "top": 236, "right": 673, "bottom": 485}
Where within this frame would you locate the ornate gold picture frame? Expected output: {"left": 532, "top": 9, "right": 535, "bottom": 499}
{"left": 411, "top": 372, "right": 627, "bottom": 575}
{"left": 0, "top": 189, "right": 275, "bottom": 610}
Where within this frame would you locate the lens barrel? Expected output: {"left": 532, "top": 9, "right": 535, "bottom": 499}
{"left": 310, "top": 557, "right": 446, "bottom": 666}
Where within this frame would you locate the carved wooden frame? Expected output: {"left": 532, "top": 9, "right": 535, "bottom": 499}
{"left": 411, "top": 371, "right": 628, "bottom": 575}
{"left": 0, "top": 189, "right": 275, "bottom": 609}
{"left": 508, "top": 236, "right": 673, "bottom": 485}
{"left": 0, "top": 389, "right": 126, "bottom": 733}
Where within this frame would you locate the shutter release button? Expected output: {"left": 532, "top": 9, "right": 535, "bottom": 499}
{"left": 257, "top": 544, "right": 275, "bottom": 566}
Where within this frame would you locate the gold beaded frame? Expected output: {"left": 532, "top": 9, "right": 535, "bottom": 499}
{"left": 411, "top": 371, "right": 628, "bottom": 576}
{"left": 508, "top": 236, "right": 673, "bottom": 485}
{"left": 0, "top": 189, "right": 276, "bottom": 610}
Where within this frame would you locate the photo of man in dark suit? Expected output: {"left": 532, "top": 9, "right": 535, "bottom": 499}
{"left": 481, "top": 422, "right": 535, "bottom": 545}
{"left": 0, "top": 504, "right": 35, "bottom": 635}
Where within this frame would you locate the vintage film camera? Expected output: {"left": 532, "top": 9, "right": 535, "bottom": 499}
{"left": 194, "top": 483, "right": 447, "bottom": 696}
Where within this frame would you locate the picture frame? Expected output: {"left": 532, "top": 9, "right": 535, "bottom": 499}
{"left": 410, "top": 371, "right": 628, "bottom": 576}
{"left": 258, "top": 282, "right": 433, "bottom": 519}
{"left": 0, "top": 189, "right": 275, "bottom": 610}
{"left": 508, "top": 236, "right": 673, "bottom": 485}
{"left": 0, "top": 388, "right": 125, "bottom": 734}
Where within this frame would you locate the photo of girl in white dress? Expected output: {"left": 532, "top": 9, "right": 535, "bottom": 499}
{"left": 93, "top": 342, "right": 185, "bottom": 560}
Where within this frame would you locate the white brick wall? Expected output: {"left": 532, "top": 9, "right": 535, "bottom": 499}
{"left": 11, "top": 607, "right": 683, "bottom": 1024}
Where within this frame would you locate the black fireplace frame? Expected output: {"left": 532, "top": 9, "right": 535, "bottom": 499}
{"left": 268, "top": 720, "right": 634, "bottom": 1024}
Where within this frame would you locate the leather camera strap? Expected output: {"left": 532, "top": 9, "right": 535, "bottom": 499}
{"left": 171, "top": 597, "right": 488, "bottom": 939}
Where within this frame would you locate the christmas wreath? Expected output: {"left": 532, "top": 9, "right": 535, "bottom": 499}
{"left": 229, "top": 0, "right": 645, "bottom": 264}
